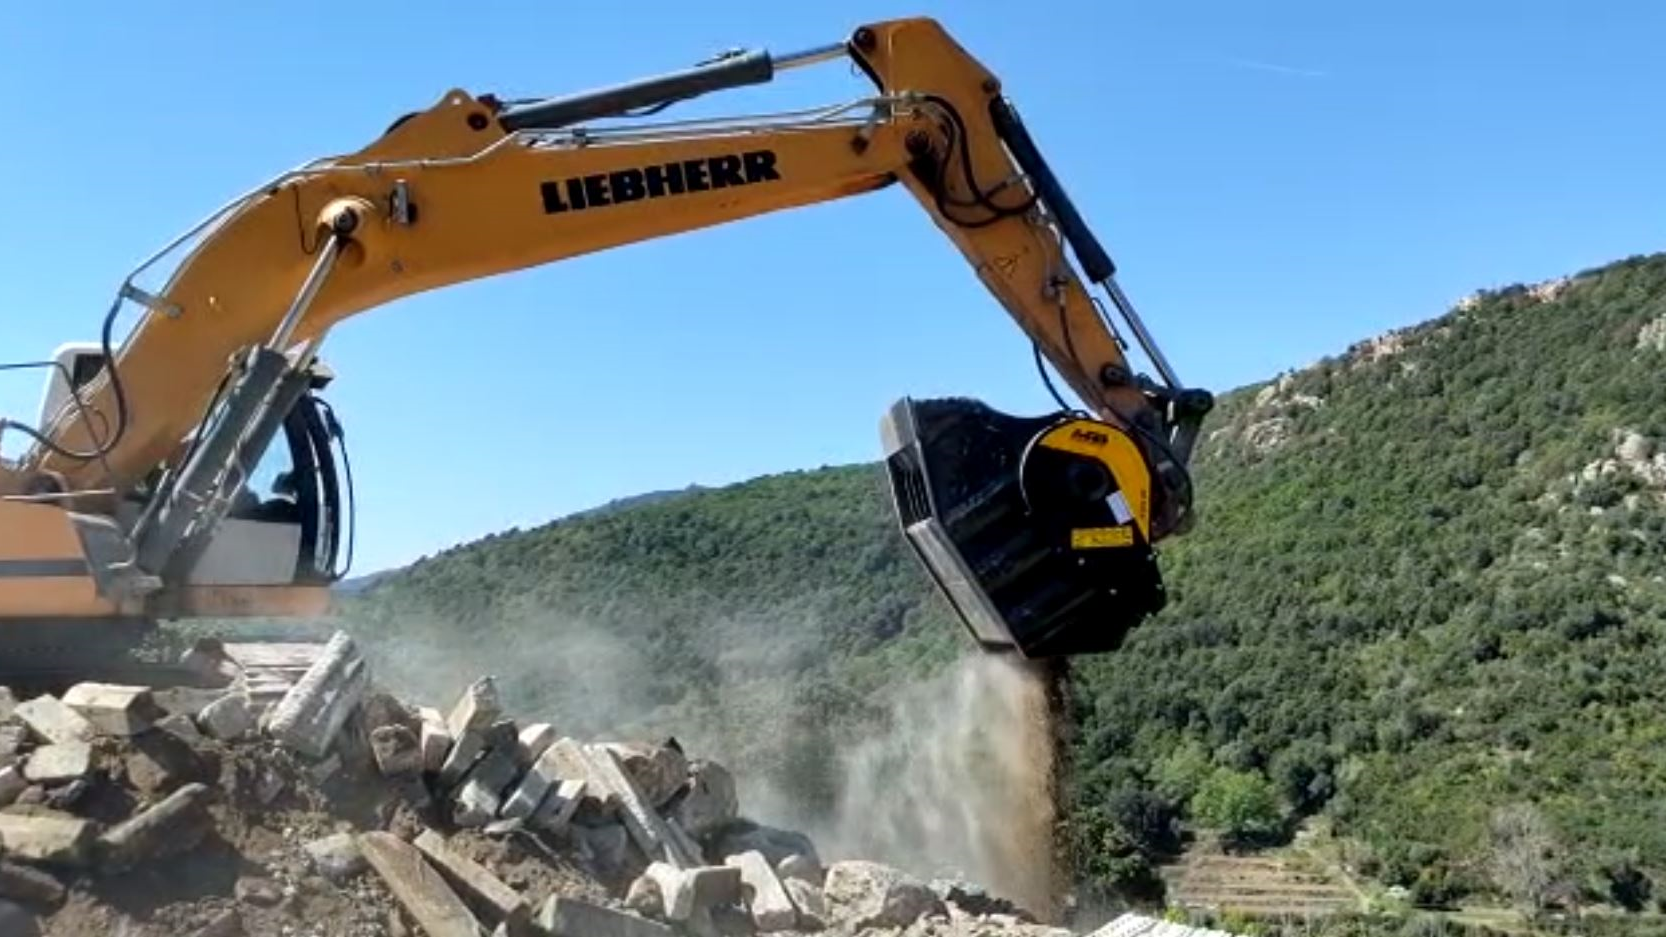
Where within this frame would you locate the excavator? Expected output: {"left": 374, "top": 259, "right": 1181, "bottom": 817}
{"left": 0, "top": 17, "right": 1212, "bottom": 680}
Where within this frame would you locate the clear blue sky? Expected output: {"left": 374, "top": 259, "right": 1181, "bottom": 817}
{"left": 3, "top": 2, "right": 1662, "bottom": 574}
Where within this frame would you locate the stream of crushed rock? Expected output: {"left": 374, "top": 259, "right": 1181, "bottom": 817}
{"left": 815, "top": 654, "right": 1062, "bottom": 919}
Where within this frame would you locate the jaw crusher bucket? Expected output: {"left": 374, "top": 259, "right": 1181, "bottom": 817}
{"left": 879, "top": 396, "right": 1168, "bottom": 659}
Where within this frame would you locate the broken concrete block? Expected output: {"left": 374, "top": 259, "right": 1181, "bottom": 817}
{"left": 0, "top": 766, "right": 25, "bottom": 807}
{"left": 517, "top": 723, "right": 557, "bottom": 764}
{"left": 124, "top": 731, "right": 208, "bottom": 797}
{"left": 0, "top": 812, "right": 95, "bottom": 867}
{"left": 198, "top": 693, "right": 256, "bottom": 741}
{"left": 532, "top": 778, "right": 586, "bottom": 835}
{"left": 777, "top": 853, "right": 824, "bottom": 886}
{"left": 99, "top": 782, "right": 215, "bottom": 871}
{"left": 187, "top": 908, "right": 242, "bottom": 937}
{"left": 471, "top": 746, "right": 521, "bottom": 792}
{"left": 359, "top": 831, "right": 482, "bottom": 937}
{"left": 0, "top": 723, "right": 24, "bottom": 770}
{"left": 452, "top": 746, "right": 520, "bottom": 827}
{"left": 370, "top": 725, "right": 423, "bottom": 778}
{"left": 421, "top": 720, "right": 454, "bottom": 775}
{"left": 540, "top": 738, "right": 618, "bottom": 822}
{"left": 822, "top": 860, "right": 943, "bottom": 930}
{"left": 263, "top": 631, "right": 369, "bottom": 759}
{"left": 438, "top": 730, "right": 487, "bottom": 787}
{"left": 21, "top": 742, "right": 90, "bottom": 785}
{"left": 453, "top": 780, "right": 502, "bottom": 828}
{"left": 0, "top": 862, "right": 66, "bottom": 907}
{"left": 783, "top": 878, "right": 827, "bottom": 931}
{"left": 589, "top": 745, "right": 701, "bottom": 868}
{"left": 499, "top": 775, "right": 549, "bottom": 823}
{"left": 235, "top": 876, "right": 283, "bottom": 907}
{"left": 501, "top": 738, "right": 575, "bottom": 821}
{"left": 601, "top": 741, "right": 688, "bottom": 808}
{"left": 414, "top": 829, "right": 530, "bottom": 928}
{"left": 574, "top": 823, "right": 629, "bottom": 870}
{"left": 626, "top": 873, "right": 664, "bottom": 918}
{"left": 671, "top": 759, "right": 738, "bottom": 837}
{"left": 714, "top": 820, "right": 821, "bottom": 867}
{"left": 725, "top": 850, "right": 797, "bottom": 932}
{"left": 445, "top": 677, "right": 502, "bottom": 740}
{"left": 42, "top": 779, "right": 89, "bottom": 812}
{"left": 645, "top": 862, "right": 743, "bottom": 923}
{"left": 178, "top": 638, "right": 239, "bottom": 685}
{"left": 537, "top": 896, "right": 675, "bottom": 937}
{"left": 13, "top": 696, "right": 94, "bottom": 746}
{"left": 154, "top": 713, "right": 205, "bottom": 745}
{"left": 357, "top": 691, "right": 414, "bottom": 735}
{"left": 0, "top": 687, "right": 15, "bottom": 722}
{"left": 0, "top": 899, "right": 41, "bottom": 937}
{"left": 61, "top": 682, "right": 158, "bottom": 737}
{"left": 305, "top": 832, "right": 367, "bottom": 885}
{"left": 663, "top": 818, "right": 704, "bottom": 871}
{"left": 307, "top": 752, "right": 343, "bottom": 787}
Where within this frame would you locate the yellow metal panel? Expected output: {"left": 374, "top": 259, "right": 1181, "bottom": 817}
{"left": 0, "top": 577, "right": 115, "bottom": 618}
{"left": 0, "top": 502, "right": 84, "bottom": 559}
{"left": 1039, "top": 420, "right": 1152, "bottom": 538}
{"left": 149, "top": 585, "right": 331, "bottom": 619}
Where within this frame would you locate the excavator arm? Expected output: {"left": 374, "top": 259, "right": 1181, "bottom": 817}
{"left": 1, "top": 17, "right": 1211, "bottom": 660}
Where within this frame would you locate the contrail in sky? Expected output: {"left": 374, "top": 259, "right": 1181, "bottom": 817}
{"left": 1216, "top": 56, "right": 1329, "bottom": 79}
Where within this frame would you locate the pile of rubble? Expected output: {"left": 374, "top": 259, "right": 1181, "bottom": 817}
{"left": 0, "top": 631, "right": 1101, "bottom": 937}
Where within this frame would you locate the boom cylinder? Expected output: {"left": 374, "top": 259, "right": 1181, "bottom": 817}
{"left": 500, "top": 50, "right": 778, "bottom": 132}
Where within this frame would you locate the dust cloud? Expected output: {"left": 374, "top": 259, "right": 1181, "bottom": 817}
{"left": 345, "top": 605, "right": 1064, "bottom": 917}
{"left": 810, "top": 654, "right": 1061, "bottom": 918}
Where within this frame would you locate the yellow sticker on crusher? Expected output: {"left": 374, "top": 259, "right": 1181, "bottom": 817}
{"left": 1071, "top": 526, "right": 1134, "bottom": 549}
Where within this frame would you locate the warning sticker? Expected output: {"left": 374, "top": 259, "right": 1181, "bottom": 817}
{"left": 1071, "top": 526, "right": 1135, "bottom": 549}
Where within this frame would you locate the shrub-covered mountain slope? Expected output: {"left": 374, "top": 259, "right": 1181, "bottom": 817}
{"left": 339, "top": 251, "right": 1666, "bottom": 910}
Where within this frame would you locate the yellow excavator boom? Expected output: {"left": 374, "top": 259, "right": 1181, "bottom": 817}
{"left": 0, "top": 17, "right": 1211, "bottom": 666}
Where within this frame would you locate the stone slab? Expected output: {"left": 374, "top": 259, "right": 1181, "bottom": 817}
{"left": 12, "top": 697, "right": 94, "bottom": 746}
{"left": 62, "top": 683, "right": 158, "bottom": 737}
{"left": 414, "top": 829, "right": 529, "bottom": 927}
{"left": 726, "top": 850, "right": 798, "bottom": 932}
{"left": 537, "top": 896, "right": 673, "bottom": 937}
{"left": 358, "top": 831, "right": 482, "bottom": 937}
{"left": 263, "top": 631, "right": 369, "bottom": 759}
{"left": 21, "top": 743, "right": 90, "bottom": 785}
{"left": 0, "top": 812, "right": 95, "bottom": 867}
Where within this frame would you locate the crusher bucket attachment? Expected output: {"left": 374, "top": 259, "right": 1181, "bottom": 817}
{"left": 880, "top": 396, "right": 1168, "bottom": 659}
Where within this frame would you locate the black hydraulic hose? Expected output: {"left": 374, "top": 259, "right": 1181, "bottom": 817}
{"left": 5, "top": 295, "right": 133, "bottom": 464}
{"left": 316, "top": 398, "right": 356, "bottom": 580}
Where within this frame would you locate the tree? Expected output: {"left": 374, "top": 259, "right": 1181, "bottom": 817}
{"left": 1106, "top": 787, "right": 1181, "bottom": 855}
{"left": 1269, "top": 739, "right": 1336, "bottom": 814}
{"left": 1192, "top": 767, "right": 1284, "bottom": 846}
{"left": 1153, "top": 738, "right": 1214, "bottom": 807}
{"left": 1487, "top": 803, "right": 1561, "bottom": 915}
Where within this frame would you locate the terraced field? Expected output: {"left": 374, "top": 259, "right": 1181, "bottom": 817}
{"left": 1161, "top": 854, "right": 1362, "bottom": 919}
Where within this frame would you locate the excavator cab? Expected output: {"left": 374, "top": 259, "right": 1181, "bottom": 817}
{"left": 28, "top": 346, "right": 351, "bottom": 592}
{"left": 200, "top": 389, "right": 348, "bottom": 588}
{"left": 881, "top": 396, "right": 1183, "bottom": 659}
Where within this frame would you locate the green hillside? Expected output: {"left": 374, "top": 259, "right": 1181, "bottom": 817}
{"left": 338, "top": 251, "right": 1666, "bottom": 922}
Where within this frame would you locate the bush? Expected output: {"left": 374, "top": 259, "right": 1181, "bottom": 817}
{"left": 1192, "top": 767, "right": 1285, "bottom": 846}
{"left": 1107, "top": 787, "right": 1182, "bottom": 855}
